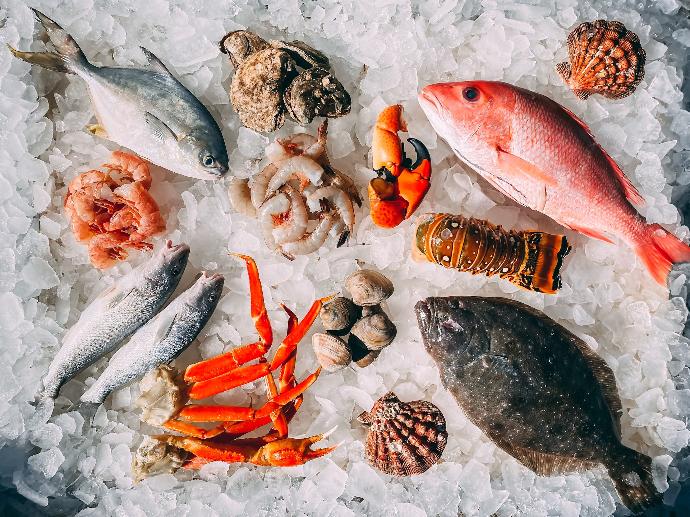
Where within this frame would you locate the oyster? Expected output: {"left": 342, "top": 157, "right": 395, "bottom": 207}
{"left": 312, "top": 332, "right": 351, "bottom": 372}
{"left": 556, "top": 20, "right": 645, "bottom": 100}
{"left": 358, "top": 392, "right": 447, "bottom": 476}
{"left": 345, "top": 269, "right": 394, "bottom": 306}
{"left": 284, "top": 67, "right": 351, "bottom": 124}
{"left": 319, "top": 296, "right": 361, "bottom": 334}
{"left": 230, "top": 48, "right": 296, "bottom": 133}
{"left": 271, "top": 39, "right": 330, "bottom": 69}
{"left": 220, "top": 30, "right": 269, "bottom": 68}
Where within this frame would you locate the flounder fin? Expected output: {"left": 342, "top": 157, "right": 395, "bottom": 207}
{"left": 491, "top": 439, "right": 596, "bottom": 476}
{"left": 495, "top": 147, "right": 557, "bottom": 187}
{"left": 566, "top": 223, "right": 614, "bottom": 244}
{"left": 559, "top": 105, "right": 644, "bottom": 206}
{"left": 607, "top": 449, "right": 662, "bottom": 513}
{"left": 145, "top": 112, "right": 177, "bottom": 142}
{"left": 140, "top": 47, "right": 173, "bottom": 76}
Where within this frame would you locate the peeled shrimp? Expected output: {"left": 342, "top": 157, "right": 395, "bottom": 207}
{"left": 273, "top": 186, "right": 308, "bottom": 245}
{"left": 110, "top": 182, "right": 166, "bottom": 243}
{"left": 228, "top": 178, "right": 257, "bottom": 217}
{"left": 258, "top": 192, "right": 290, "bottom": 250}
{"left": 266, "top": 156, "right": 324, "bottom": 200}
{"left": 265, "top": 120, "right": 328, "bottom": 164}
{"left": 104, "top": 150, "right": 151, "bottom": 188}
{"left": 250, "top": 163, "right": 278, "bottom": 209}
{"left": 281, "top": 212, "right": 336, "bottom": 258}
{"left": 306, "top": 186, "right": 355, "bottom": 232}
{"left": 323, "top": 167, "right": 362, "bottom": 206}
{"left": 88, "top": 232, "right": 130, "bottom": 269}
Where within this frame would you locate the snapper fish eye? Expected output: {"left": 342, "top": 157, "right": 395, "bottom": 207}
{"left": 462, "top": 87, "right": 479, "bottom": 101}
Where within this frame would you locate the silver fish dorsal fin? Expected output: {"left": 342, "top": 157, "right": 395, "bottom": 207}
{"left": 140, "top": 47, "right": 173, "bottom": 77}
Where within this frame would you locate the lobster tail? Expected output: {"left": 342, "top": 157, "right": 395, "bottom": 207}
{"left": 413, "top": 213, "right": 571, "bottom": 294}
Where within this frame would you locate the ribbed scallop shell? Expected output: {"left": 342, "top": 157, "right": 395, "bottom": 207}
{"left": 358, "top": 392, "right": 447, "bottom": 476}
{"left": 556, "top": 20, "right": 645, "bottom": 100}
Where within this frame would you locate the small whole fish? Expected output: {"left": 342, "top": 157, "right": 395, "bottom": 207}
{"left": 10, "top": 9, "right": 228, "bottom": 181}
{"left": 418, "top": 81, "right": 690, "bottom": 285}
{"left": 415, "top": 296, "right": 662, "bottom": 513}
{"left": 42, "top": 241, "right": 190, "bottom": 399}
{"left": 81, "top": 272, "right": 224, "bottom": 404}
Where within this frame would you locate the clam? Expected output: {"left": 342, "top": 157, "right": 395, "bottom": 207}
{"left": 354, "top": 349, "right": 380, "bottom": 368}
{"left": 345, "top": 269, "right": 394, "bottom": 306}
{"left": 312, "top": 332, "right": 351, "bottom": 372}
{"left": 319, "top": 296, "right": 361, "bottom": 334}
{"left": 361, "top": 304, "right": 381, "bottom": 317}
{"left": 350, "top": 312, "right": 397, "bottom": 351}
{"left": 556, "top": 20, "right": 645, "bottom": 100}
{"left": 358, "top": 392, "right": 447, "bottom": 476}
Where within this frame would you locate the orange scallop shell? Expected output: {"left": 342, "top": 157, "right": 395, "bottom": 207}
{"left": 357, "top": 392, "right": 447, "bottom": 476}
{"left": 556, "top": 20, "right": 646, "bottom": 100}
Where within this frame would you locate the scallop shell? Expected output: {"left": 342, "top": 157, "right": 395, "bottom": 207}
{"left": 345, "top": 269, "right": 394, "bottom": 306}
{"left": 319, "top": 296, "right": 361, "bottom": 334}
{"left": 312, "top": 332, "right": 351, "bottom": 372}
{"left": 358, "top": 392, "right": 447, "bottom": 476}
{"left": 556, "top": 20, "right": 645, "bottom": 100}
{"left": 350, "top": 312, "right": 397, "bottom": 351}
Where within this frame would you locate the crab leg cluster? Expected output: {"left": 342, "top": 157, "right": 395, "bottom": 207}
{"left": 151, "top": 254, "right": 336, "bottom": 467}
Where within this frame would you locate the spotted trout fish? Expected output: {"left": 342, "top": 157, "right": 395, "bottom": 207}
{"left": 10, "top": 9, "right": 228, "bottom": 180}
{"left": 81, "top": 272, "right": 223, "bottom": 404}
{"left": 415, "top": 296, "right": 662, "bottom": 513}
{"left": 42, "top": 242, "right": 189, "bottom": 399}
{"left": 418, "top": 81, "right": 690, "bottom": 285}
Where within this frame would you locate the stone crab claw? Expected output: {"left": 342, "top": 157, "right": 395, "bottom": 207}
{"left": 369, "top": 105, "right": 432, "bottom": 228}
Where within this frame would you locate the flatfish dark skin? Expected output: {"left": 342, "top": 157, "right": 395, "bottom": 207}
{"left": 415, "top": 296, "right": 662, "bottom": 513}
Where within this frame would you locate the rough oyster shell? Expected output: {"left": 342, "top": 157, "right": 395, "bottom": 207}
{"left": 556, "top": 20, "right": 645, "bottom": 100}
{"left": 312, "top": 332, "right": 351, "bottom": 372}
{"left": 284, "top": 67, "right": 351, "bottom": 124}
{"left": 271, "top": 39, "right": 330, "bottom": 69}
{"left": 319, "top": 296, "right": 361, "bottom": 334}
{"left": 345, "top": 269, "right": 394, "bottom": 306}
{"left": 220, "top": 30, "right": 269, "bottom": 69}
{"left": 358, "top": 392, "right": 447, "bottom": 476}
{"left": 230, "top": 48, "right": 296, "bottom": 132}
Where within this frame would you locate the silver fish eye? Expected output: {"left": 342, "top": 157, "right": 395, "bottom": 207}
{"left": 203, "top": 155, "right": 215, "bottom": 167}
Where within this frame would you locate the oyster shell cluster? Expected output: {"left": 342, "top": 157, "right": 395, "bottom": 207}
{"left": 313, "top": 269, "right": 396, "bottom": 371}
{"left": 357, "top": 392, "right": 447, "bottom": 476}
{"left": 221, "top": 30, "right": 351, "bottom": 132}
{"left": 557, "top": 19, "right": 645, "bottom": 100}
{"left": 227, "top": 121, "right": 361, "bottom": 258}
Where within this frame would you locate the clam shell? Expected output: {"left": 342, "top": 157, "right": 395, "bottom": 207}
{"left": 348, "top": 333, "right": 379, "bottom": 367}
{"left": 345, "top": 269, "right": 394, "bottom": 306}
{"left": 358, "top": 392, "right": 447, "bottom": 476}
{"left": 312, "top": 332, "right": 351, "bottom": 372}
{"left": 350, "top": 312, "right": 396, "bottom": 351}
{"left": 319, "top": 296, "right": 361, "bottom": 334}
{"left": 556, "top": 20, "right": 645, "bottom": 100}
{"left": 354, "top": 348, "right": 380, "bottom": 368}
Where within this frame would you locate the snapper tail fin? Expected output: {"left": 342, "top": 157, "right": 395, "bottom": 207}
{"left": 607, "top": 449, "right": 662, "bottom": 514}
{"left": 8, "top": 8, "right": 89, "bottom": 74}
{"left": 510, "top": 232, "right": 571, "bottom": 294}
{"left": 635, "top": 223, "right": 690, "bottom": 285}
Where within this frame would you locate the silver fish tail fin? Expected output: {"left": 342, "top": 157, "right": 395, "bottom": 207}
{"left": 607, "top": 448, "right": 662, "bottom": 514}
{"left": 8, "top": 8, "right": 89, "bottom": 74}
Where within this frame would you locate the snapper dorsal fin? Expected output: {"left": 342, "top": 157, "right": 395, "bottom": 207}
{"left": 559, "top": 104, "right": 644, "bottom": 206}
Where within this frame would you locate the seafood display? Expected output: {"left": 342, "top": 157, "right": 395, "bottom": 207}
{"left": 413, "top": 213, "right": 571, "bottom": 293}
{"left": 368, "top": 105, "right": 432, "bottom": 228}
{"left": 416, "top": 296, "right": 662, "bottom": 512}
{"left": 419, "top": 80, "right": 690, "bottom": 285}
{"left": 313, "top": 269, "right": 397, "bottom": 371}
{"left": 41, "top": 242, "right": 189, "bottom": 399}
{"left": 357, "top": 392, "right": 447, "bottom": 476}
{"left": 81, "top": 272, "right": 223, "bottom": 404}
{"left": 10, "top": 9, "right": 228, "bottom": 180}
{"left": 133, "top": 254, "right": 335, "bottom": 472}
{"left": 228, "top": 121, "right": 360, "bottom": 257}
{"left": 557, "top": 20, "right": 646, "bottom": 100}
{"left": 221, "top": 30, "right": 351, "bottom": 132}
{"left": 64, "top": 151, "right": 166, "bottom": 269}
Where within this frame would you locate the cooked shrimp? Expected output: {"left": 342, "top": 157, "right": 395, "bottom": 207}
{"left": 88, "top": 232, "right": 130, "bottom": 269}
{"left": 323, "top": 167, "right": 362, "bottom": 206}
{"left": 265, "top": 120, "right": 328, "bottom": 163}
{"left": 250, "top": 163, "right": 279, "bottom": 209}
{"left": 104, "top": 150, "right": 151, "bottom": 188}
{"left": 266, "top": 156, "right": 324, "bottom": 200}
{"left": 228, "top": 177, "right": 257, "bottom": 217}
{"left": 306, "top": 186, "right": 355, "bottom": 232}
{"left": 273, "top": 185, "right": 308, "bottom": 245}
{"left": 258, "top": 192, "right": 290, "bottom": 250}
{"left": 111, "top": 182, "right": 166, "bottom": 243}
{"left": 281, "top": 212, "right": 336, "bottom": 258}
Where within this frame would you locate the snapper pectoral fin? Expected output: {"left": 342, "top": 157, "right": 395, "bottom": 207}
{"left": 495, "top": 147, "right": 557, "bottom": 187}
{"left": 566, "top": 224, "right": 614, "bottom": 244}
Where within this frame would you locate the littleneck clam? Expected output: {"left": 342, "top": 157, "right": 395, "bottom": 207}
{"left": 350, "top": 312, "right": 397, "bottom": 351}
{"left": 345, "top": 269, "right": 394, "bottom": 306}
{"left": 312, "top": 332, "right": 351, "bottom": 372}
{"left": 319, "top": 296, "right": 361, "bottom": 334}
{"left": 358, "top": 392, "right": 447, "bottom": 476}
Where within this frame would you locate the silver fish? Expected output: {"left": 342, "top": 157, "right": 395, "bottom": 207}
{"left": 42, "top": 241, "right": 190, "bottom": 399}
{"left": 81, "top": 272, "right": 224, "bottom": 404}
{"left": 10, "top": 9, "right": 228, "bottom": 181}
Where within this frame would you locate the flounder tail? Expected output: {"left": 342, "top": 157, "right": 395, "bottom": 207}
{"left": 607, "top": 449, "right": 662, "bottom": 514}
{"left": 636, "top": 223, "right": 690, "bottom": 285}
{"left": 8, "top": 8, "right": 89, "bottom": 74}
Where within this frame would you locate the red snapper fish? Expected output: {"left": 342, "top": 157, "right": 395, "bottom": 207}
{"left": 418, "top": 80, "right": 690, "bottom": 285}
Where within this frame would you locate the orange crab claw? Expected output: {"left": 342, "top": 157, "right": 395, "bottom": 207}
{"left": 251, "top": 432, "right": 337, "bottom": 467}
{"left": 368, "top": 178, "right": 409, "bottom": 228}
{"left": 398, "top": 138, "right": 432, "bottom": 218}
{"left": 372, "top": 104, "right": 407, "bottom": 176}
